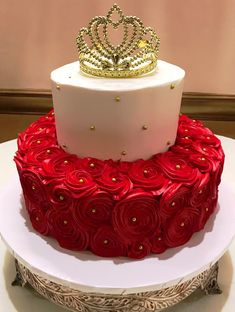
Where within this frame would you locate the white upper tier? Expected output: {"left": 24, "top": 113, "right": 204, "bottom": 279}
{"left": 51, "top": 60, "right": 185, "bottom": 161}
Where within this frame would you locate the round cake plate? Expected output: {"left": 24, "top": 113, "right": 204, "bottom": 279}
{"left": 0, "top": 172, "right": 235, "bottom": 312}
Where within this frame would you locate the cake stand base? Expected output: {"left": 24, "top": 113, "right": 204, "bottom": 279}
{"left": 12, "top": 259, "right": 221, "bottom": 312}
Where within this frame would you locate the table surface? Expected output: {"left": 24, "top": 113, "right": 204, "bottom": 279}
{"left": 0, "top": 138, "right": 235, "bottom": 311}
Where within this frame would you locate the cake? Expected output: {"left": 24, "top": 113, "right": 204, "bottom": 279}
{"left": 14, "top": 5, "right": 224, "bottom": 259}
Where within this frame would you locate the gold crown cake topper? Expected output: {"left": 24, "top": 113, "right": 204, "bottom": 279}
{"left": 76, "top": 4, "right": 160, "bottom": 78}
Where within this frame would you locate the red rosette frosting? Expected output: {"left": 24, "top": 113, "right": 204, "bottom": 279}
{"left": 159, "top": 183, "right": 191, "bottom": 222}
{"left": 47, "top": 209, "right": 89, "bottom": 251}
{"left": 18, "top": 133, "right": 56, "bottom": 155}
{"left": 190, "top": 173, "right": 211, "bottom": 207}
{"left": 37, "top": 111, "right": 55, "bottom": 123}
{"left": 179, "top": 115, "right": 203, "bottom": 127}
{"left": 97, "top": 166, "right": 133, "bottom": 200}
{"left": 79, "top": 157, "right": 106, "bottom": 178}
{"left": 154, "top": 151, "right": 200, "bottom": 184}
{"left": 42, "top": 153, "right": 78, "bottom": 178}
{"left": 177, "top": 122, "right": 212, "bottom": 139}
{"left": 65, "top": 170, "right": 98, "bottom": 198}
{"left": 128, "top": 240, "right": 152, "bottom": 259}
{"left": 191, "top": 142, "right": 224, "bottom": 161}
{"left": 151, "top": 235, "right": 168, "bottom": 254}
{"left": 164, "top": 207, "right": 200, "bottom": 247}
{"left": 199, "top": 134, "right": 221, "bottom": 147}
{"left": 24, "top": 146, "right": 65, "bottom": 166}
{"left": 27, "top": 202, "right": 50, "bottom": 236}
{"left": 90, "top": 226, "right": 126, "bottom": 257}
{"left": 169, "top": 145, "right": 192, "bottom": 157}
{"left": 210, "top": 162, "right": 224, "bottom": 198}
{"left": 18, "top": 169, "right": 48, "bottom": 204}
{"left": 188, "top": 154, "right": 216, "bottom": 173}
{"left": 112, "top": 191, "right": 159, "bottom": 241}
{"left": 73, "top": 190, "right": 114, "bottom": 230}
{"left": 195, "top": 198, "right": 217, "bottom": 231}
{"left": 24, "top": 119, "right": 56, "bottom": 136}
{"left": 129, "top": 159, "right": 168, "bottom": 195}
{"left": 48, "top": 182, "right": 76, "bottom": 210}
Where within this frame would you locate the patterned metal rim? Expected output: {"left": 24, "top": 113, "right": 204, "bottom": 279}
{"left": 13, "top": 259, "right": 221, "bottom": 312}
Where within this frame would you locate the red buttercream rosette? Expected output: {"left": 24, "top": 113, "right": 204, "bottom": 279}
{"left": 25, "top": 198, "right": 50, "bottom": 235}
{"left": 179, "top": 115, "right": 203, "bottom": 127}
{"left": 177, "top": 122, "right": 212, "bottom": 139}
{"left": 195, "top": 198, "right": 217, "bottom": 231}
{"left": 18, "top": 168, "right": 48, "bottom": 204}
{"left": 154, "top": 151, "right": 200, "bottom": 184}
{"left": 73, "top": 190, "right": 114, "bottom": 230}
{"left": 25, "top": 146, "right": 65, "bottom": 166}
{"left": 190, "top": 173, "right": 211, "bottom": 207}
{"left": 42, "top": 153, "right": 78, "bottom": 178}
{"left": 151, "top": 234, "right": 168, "bottom": 254}
{"left": 48, "top": 182, "right": 76, "bottom": 210}
{"left": 24, "top": 119, "right": 56, "bottom": 136}
{"left": 128, "top": 159, "right": 168, "bottom": 195}
{"left": 169, "top": 145, "right": 192, "bottom": 157}
{"left": 97, "top": 166, "right": 133, "bottom": 200}
{"left": 18, "top": 133, "right": 56, "bottom": 155}
{"left": 188, "top": 154, "right": 216, "bottom": 173}
{"left": 47, "top": 209, "right": 89, "bottom": 251}
{"left": 79, "top": 157, "right": 106, "bottom": 178}
{"left": 198, "top": 134, "right": 221, "bottom": 147}
{"left": 90, "top": 226, "right": 126, "bottom": 257}
{"left": 159, "top": 183, "right": 191, "bottom": 222}
{"left": 128, "top": 240, "right": 152, "bottom": 259}
{"left": 65, "top": 169, "right": 98, "bottom": 198}
{"left": 164, "top": 207, "right": 199, "bottom": 247}
{"left": 112, "top": 191, "right": 159, "bottom": 242}
{"left": 191, "top": 142, "right": 224, "bottom": 161}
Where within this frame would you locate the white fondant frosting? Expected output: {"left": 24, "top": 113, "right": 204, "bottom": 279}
{"left": 51, "top": 60, "right": 185, "bottom": 161}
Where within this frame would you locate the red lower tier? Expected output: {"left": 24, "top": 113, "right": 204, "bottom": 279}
{"left": 14, "top": 111, "right": 224, "bottom": 259}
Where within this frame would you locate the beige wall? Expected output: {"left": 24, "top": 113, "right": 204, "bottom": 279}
{"left": 1, "top": 0, "right": 235, "bottom": 94}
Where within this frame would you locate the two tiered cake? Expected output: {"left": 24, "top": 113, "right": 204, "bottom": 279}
{"left": 14, "top": 5, "right": 224, "bottom": 259}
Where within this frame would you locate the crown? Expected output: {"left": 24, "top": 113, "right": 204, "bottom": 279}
{"left": 76, "top": 4, "right": 160, "bottom": 78}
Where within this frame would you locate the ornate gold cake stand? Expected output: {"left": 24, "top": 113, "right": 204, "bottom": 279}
{"left": 12, "top": 259, "right": 221, "bottom": 312}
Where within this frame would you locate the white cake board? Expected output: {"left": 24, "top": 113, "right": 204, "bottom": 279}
{"left": 0, "top": 173, "right": 235, "bottom": 296}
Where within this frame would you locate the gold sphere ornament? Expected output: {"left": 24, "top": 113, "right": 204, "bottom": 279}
{"left": 114, "top": 96, "right": 121, "bottom": 102}
{"left": 56, "top": 85, "right": 61, "bottom": 90}
{"left": 142, "top": 125, "right": 148, "bottom": 130}
{"left": 76, "top": 4, "right": 160, "bottom": 78}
